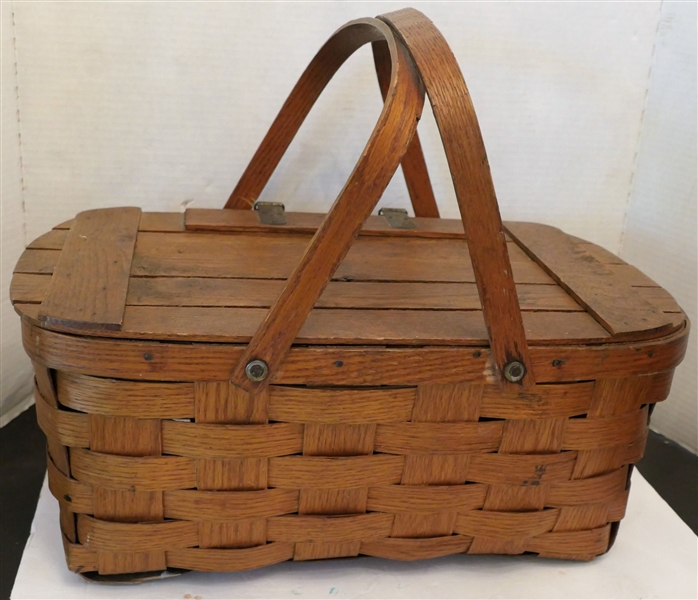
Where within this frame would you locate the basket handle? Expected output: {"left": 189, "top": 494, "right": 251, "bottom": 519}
{"left": 229, "top": 8, "right": 534, "bottom": 393}
{"left": 226, "top": 16, "right": 426, "bottom": 385}
{"left": 224, "top": 33, "right": 439, "bottom": 218}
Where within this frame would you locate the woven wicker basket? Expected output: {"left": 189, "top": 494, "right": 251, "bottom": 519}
{"left": 11, "top": 8, "right": 688, "bottom": 581}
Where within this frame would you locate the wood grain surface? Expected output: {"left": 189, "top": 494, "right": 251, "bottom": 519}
{"left": 506, "top": 222, "right": 674, "bottom": 339}
{"left": 38, "top": 208, "right": 141, "bottom": 331}
{"left": 227, "top": 17, "right": 426, "bottom": 392}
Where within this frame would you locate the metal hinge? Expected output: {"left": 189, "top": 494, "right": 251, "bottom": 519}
{"left": 379, "top": 207, "right": 416, "bottom": 229}
{"left": 254, "top": 202, "right": 286, "bottom": 225}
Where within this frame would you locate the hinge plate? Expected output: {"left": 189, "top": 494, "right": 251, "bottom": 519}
{"left": 254, "top": 202, "right": 286, "bottom": 225}
{"left": 379, "top": 207, "right": 416, "bottom": 229}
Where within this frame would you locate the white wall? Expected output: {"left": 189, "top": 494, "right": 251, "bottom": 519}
{"left": 10, "top": 2, "right": 661, "bottom": 245}
{"left": 1, "top": 2, "right": 694, "bottom": 448}
{"left": 1, "top": 2, "right": 33, "bottom": 426}
{"left": 621, "top": 1, "right": 697, "bottom": 453}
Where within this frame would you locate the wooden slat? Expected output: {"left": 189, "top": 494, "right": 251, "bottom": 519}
{"left": 498, "top": 418, "right": 566, "bottom": 453}
{"left": 186, "top": 209, "right": 473, "bottom": 238}
{"left": 506, "top": 222, "right": 675, "bottom": 339}
{"left": 70, "top": 448, "right": 196, "bottom": 491}
{"left": 13, "top": 249, "right": 60, "bottom": 274}
{"left": 35, "top": 386, "right": 90, "bottom": 447}
{"left": 89, "top": 415, "right": 161, "bottom": 457}
{"left": 374, "top": 422, "right": 503, "bottom": 454}
{"left": 479, "top": 383, "right": 594, "bottom": 419}
{"left": 18, "top": 303, "right": 611, "bottom": 345}
{"left": 573, "top": 241, "right": 625, "bottom": 265}
{"left": 467, "top": 537, "right": 527, "bottom": 555}
{"left": 128, "top": 278, "right": 580, "bottom": 311}
{"left": 636, "top": 287, "right": 683, "bottom": 313}
{"left": 196, "top": 458, "right": 268, "bottom": 491}
{"left": 13, "top": 235, "right": 676, "bottom": 294}
{"left": 547, "top": 467, "right": 628, "bottom": 507}
{"left": 361, "top": 535, "right": 472, "bottom": 560}
{"left": 268, "top": 455, "right": 404, "bottom": 489}
{"left": 11, "top": 273, "right": 585, "bottom": 312}
{"left": 9, "top": 274, "right": 51, "bottom": 303}
{"left": 401, "top": 455, "right": 469, "bottom": 485}
{"left": 63, "top": 538, "right": 99, "bottom": 573}
{"left": 57, "top": 372, "right": 194, "bottom": 419}
{"left": 267, "top": 514, "right": 393, "bottom": 542}
{"left": 121, "top": 306, "right": 608, "bottom": 344}
{"left": 527, "top": 526, "right": 611, "bottom": 557}
{"left": 55, "top": 212, "right": 184, "bottom": 232}
{"left": 21, "top": 320, "right": 689, "bottom": 384}
{"left": 303, "top": 424, "right": 376, "bottom": 456}
{"left": 27, "top": 229, "right": 68, "bottom": 250}
{"left": 553, "top": 505, "right": 609, "bottom": 532}
{"left": 294, "top": 541, "right": 361, "bottom": 561}
{"left": 455, "top": 509, "right": 559, "bottom": 538}
{"left": 391, "top": 512, "right": 457, "bottom": 537}
{"left": 366, "top": 484, "right": 487, "bottom": 513}
{"left": 199, "top": 519, "right": 266, "bottom": 549}
{"left": 16, "top": 272, "right": 681, "bottom": 317}
{"left": 166, "top": 543, "right": 294, "bottom": 572}
{"left": 47, "top": 455, "right": 94, "bottom": 514}
{"left": 482, "top": 484, "right": 547, "bottom": 512}
{"left": 194, "top": 381, "right": 267, "bottom": 424}
{"left": 411, "top": 384, "right": 482, "bottom": 422}
{"left": 131, "top": 232, "right": 553, "bottom": 283}
{"left": 161, "top": 422, "right": 303, "bottom": 458}
{"left": 77, "top": 515, "right": 198, "bottom": 552}
{"left": 163, "top": 489, "right": 299, "bottom": 520}
{"left": 11, "top": 244, "right": 544, "bottom": 285}
{"left": 466, "top": 453, "right": 577, "bottom": 485}
{"left": 92, "top": 488, "right": 163, "bottom": 522}
{"left": 299, "top": 488, "right": 368, "bottom": 515}
{"left": 562, "top": 407, "right": 648, "bottom": 450}
{"left": 39, "top": 208, "right": 141, "bottom": 331}
{"left": 97, "top": 550, "right": 166, "bottom": 576}
{"left": 268, "top": 387, "right": 415, "bottom": 424}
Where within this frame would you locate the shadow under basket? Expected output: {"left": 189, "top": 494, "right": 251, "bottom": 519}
{"left": 10, "top": 7, "right": 689, "bottom": 582}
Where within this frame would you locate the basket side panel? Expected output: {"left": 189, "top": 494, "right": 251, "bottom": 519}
{"left": 40, "top": 366, "right": 675, "bottom": 576}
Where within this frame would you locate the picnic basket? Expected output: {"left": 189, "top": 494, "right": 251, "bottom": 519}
{"left": 10, "top": 8, "right": 689, "bottom": 580}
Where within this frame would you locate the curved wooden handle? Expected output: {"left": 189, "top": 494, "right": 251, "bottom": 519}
{"left": 228, "top": 18, "right": 426, "bottom": 390}
{"left": 225, "top": 28, "right": 439, "bottom": 218}
{"left": 380, "top": 8, "right": 534, "bottom": 389}
{"left": 230, "top": 9, "right": 534, "bottom": 393}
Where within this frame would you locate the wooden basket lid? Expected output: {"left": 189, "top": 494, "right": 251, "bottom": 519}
{"left": 10, "top": 207, "right": 685, "bottom": 348}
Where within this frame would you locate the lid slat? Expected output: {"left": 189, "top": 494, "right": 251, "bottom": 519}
{"left": 505, "top": 222, "right": 674, "bottom": 339}
{"left": 184, "top": 208, "right": 470, "bottom": 238}
{"left": 38, "top": 208, "right": 141, "bottom": 331}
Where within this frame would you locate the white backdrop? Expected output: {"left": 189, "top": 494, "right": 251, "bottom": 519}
{"left": 1, "top": 2, "right": 695, "bottom": 451}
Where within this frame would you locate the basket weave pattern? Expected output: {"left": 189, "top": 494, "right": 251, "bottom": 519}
{"left": 37, "top": 363, "right": 671, "bottom": 575}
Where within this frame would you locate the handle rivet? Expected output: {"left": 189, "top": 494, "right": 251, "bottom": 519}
{"left": 503, "top": 361, "right": 526, "bottom": 383}
{"left": 245, "top": 359, "right": 269, "bottom": 382}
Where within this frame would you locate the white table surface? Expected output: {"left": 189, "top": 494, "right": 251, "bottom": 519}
{"left": 12, "top": 471, "right": 697, "bottom": 600}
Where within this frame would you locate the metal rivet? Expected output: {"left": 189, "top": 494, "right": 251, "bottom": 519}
{"left": 503, "top": 361, "right": 526, "bottom": 383}
{"left": 245, "top": 359, "right": 269, "bottom": 382}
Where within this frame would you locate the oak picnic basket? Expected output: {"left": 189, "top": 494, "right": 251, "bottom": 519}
{"left": 11, "top": 8, "right": 689, "bottom": 580}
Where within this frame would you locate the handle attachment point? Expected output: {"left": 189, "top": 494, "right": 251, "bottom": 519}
{"left": 245, "top": 359, "right": 269, "bottom": 382}
{"left": 503, "top": 361, "right": 526, "bottom": 384}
